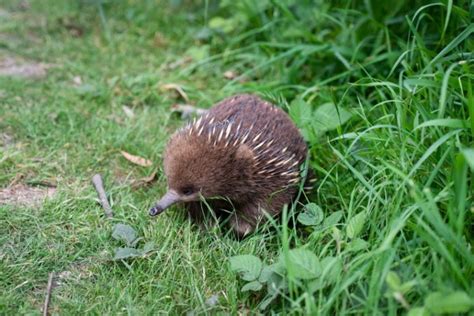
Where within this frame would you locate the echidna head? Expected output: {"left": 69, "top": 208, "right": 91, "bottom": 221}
{"left": 149, "top": 131, "right": 254, "bottom": 216}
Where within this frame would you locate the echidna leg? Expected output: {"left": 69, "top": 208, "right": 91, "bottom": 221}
{"left": 187, "top": 202, "right": 219, "bottom": 229}
{"left": 229, "top": 203, "right": 263, "bottom": 237}
{"left": 186, "top": 202, "right": 205, "bottom": 226}
{"left": 229, "top": 214, "right": 254, "bottom": 238}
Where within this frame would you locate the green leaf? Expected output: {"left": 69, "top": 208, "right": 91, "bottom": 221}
{"left": 194, "top": 27, "right": 213, "bottom": 41}
{"left": 208, "top": 17, "right": 238, "bottom": 33}
{"left": 282, "top": 26, "right": 307, "bottom": 39}
{"left": 288, "top": 98, "right": 315, "bottom": 143}
{"left": 76, "top": 83, "right": 102, "bottom": 97}
{"left": 229, "top": 255, "right": 262, "bottom": 281}
{"left": 259, "top": 293, "right": 278, "bottom": 310}
{"left": 289, "top": 98, "right": 313, "bottom": 127}
{"left": 265, "top": 268, "right": 286, "bottom": 294}
{"left": 258, "top": 266, "right": 274, "bottom": 283}
{"left": 408, "top": 307, "right": 429, "bottom": 316}
{"left": 320, "top": 256, "right": 343, "bottom": 285}
{"left": 112, "top": 224, "right": 137, "bottom": 247}
{"left": 346, "top": 211, "right": 366, "bottom": 239}
{"left": 386, "top": 271, "right": 401, "bottom": 291}
{"left": 323, "top": 211, "right": 343, "bottom": 228}
{"left": 241, "top": 281, "right": 262, "bottom": 292}
{"left": 268, "top": 261, "right": 286, "bottom": 276}
{"left": 142, "top": 242, "right": 155, "bottom": 253}
{"left": 185, "top": 45, "right": 209, "bottom": 62}
{"left": 332, "top": 227, "right": 342, "bottom": 241}
{"left": 284, "top": 248, "right": 321, "bottom": 280}
{"left": 399, "top": 281, "right": 416, "bottom": 294}
{"left": 425, "top": 291, "right": 474, "bottom": 314}
{"left": 308, "top": 279, "right": 324, "bottom": 293}
{"left": 113, "top": 247, "right": 142, "bottom": 260}
{"left": 297, "top": 203, "right": 324, "bottom": 226}
{"left": 461, "top": 148, "right": 474, "bottom": 171}
{"left": 346, "top": 238, "right": 369, "bottom": 252}
{"left": 313, "top": 103, "right": 353, "bottom": 133}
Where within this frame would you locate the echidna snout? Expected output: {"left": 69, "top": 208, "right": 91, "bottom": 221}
{"left": 150, "top": 94, "right": 310, "bottom": 237}
{"left": 149, "top": 189, "right": 180, "bottom": 216}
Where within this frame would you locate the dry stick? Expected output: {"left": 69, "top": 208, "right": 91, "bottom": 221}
{"left": 92, "top": 174, "right": 114, "bottom": 218}
{"left": 171, "top": 104, "right": 208, "bottom": 119}
{"left": 43, "top": 272, "right": 54, "bottom": 316}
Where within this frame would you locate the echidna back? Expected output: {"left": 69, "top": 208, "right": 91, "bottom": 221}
{"left": 207, "top": 94, "right": 307, "bottom": 163}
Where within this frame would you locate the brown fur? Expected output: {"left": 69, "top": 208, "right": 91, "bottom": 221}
{"left": 155, "top": 94, "right": 309, "bottom": 237}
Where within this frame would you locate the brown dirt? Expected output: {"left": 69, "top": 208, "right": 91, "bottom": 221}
{"left": 0, "top": 56, "right": 52, "bottom": 79}
{"left": 0, "top": 184, "right": 56, "bottom": 207}
{"left": 0, "top": 133, "right": 14, "bottom": 149}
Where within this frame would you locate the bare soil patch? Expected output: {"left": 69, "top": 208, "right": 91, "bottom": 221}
{"left": 0, "top": 133, "right": 15, "bottom": 149}
{"left": 0, "top": 184, "right": 56, "bottom": 207}
{"left": 0, "top": 56, "right": 52, "bottom": 79}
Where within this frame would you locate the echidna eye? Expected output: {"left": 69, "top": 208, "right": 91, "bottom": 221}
{"left": 181, "top": 187, "right": 194, "bottom": 196}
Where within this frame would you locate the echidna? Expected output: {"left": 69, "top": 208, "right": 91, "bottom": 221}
{"left": 149, "top": 94, "right": 312, "bottom": 236}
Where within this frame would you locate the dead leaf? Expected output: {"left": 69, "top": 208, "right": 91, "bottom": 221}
{"left": 65, "top": 24, "right": 83, "bottom": 37}
{"left": 167, "top": 57, "right": 192, "bottom": 70}
{"left": 58, "top": 16, "right": 84, "bottom": 37}
{"left": 122, "top": 105, "right": 135, "bottom": 118}
{"left": 171, "top": 104, "right": 208, "bottom": 120}
{"left": 131, "top": 171, "right": 157, "bottom": 188}
{"left": 8, "top": 173, "right": 24, "bottom": 187}
{"left": 121, "top": 151, "right": 152, "bottom": 167}
{"left": 223, "top": 70, "right": 238, "bottom": 80}
{"left": 153, "top": 32, "right": 168, "bottom": 47}
{"left": 0, "top": 184, "right": 56, "bottom": 207}
{"left": 72, "top": 76, "right": 82, "bottom": 86}
{"left": 160, "top": 83, "right": 189, "bottom": 102}
{"left": 56, "top": 261, "right": 94, "bottom": 287}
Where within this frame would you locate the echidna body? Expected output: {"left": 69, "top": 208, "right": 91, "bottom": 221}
{"left": 150, "top": 94, "right": 310, "bottom": 236}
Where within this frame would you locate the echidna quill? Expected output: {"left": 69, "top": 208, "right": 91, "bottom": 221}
{"left": 149, "top": 94, "right": 313, "bottom": 237}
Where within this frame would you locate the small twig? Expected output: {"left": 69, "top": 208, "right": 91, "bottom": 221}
{"left": 43, "top": 272, "right": 54, "bottom": 316}
{"left": 92, "top": 174, "right": 114, "bottom": 218}
{"left": 171, "top": 104, "right": 208, "bottom": 120}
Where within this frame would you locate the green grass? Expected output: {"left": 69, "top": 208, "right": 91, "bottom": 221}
{"left": 1, "top": 0, "right": 473, "bottom": 314}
